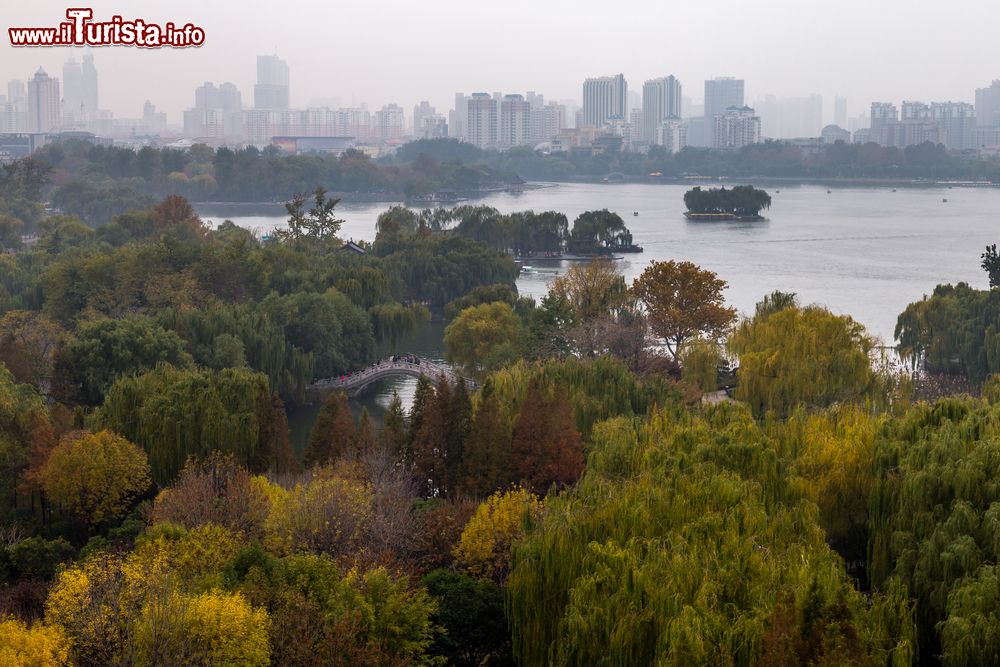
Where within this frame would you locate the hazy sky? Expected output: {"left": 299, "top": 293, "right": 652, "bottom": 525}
{"left": 3, "top": 0, "right": 999, "bottom": 123}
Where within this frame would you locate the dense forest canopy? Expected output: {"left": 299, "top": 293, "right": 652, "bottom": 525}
{"left": 6, "top": 146, "right": 1000, "bottom": 664}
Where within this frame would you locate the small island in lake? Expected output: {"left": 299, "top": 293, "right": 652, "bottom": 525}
{"left": 683, "top": 185, "right": 772, "bottom": 221}
{"left": 567, "top": 209, "right": 643, "bottom": 255}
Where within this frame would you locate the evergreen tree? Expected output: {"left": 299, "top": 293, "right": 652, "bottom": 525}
{"left": 302, "top": 391, "right": 356, "bottom": 467}
{"left": 352, "top": 407, "right": 377, "bottom": 458}
{"left": 457, "top": 380, "right": 513, "bottom": 498}
{"left": 381, "top": 391, "right": 408, "bottom": 461}
{"left": 446, "top": 379, "right": 473, "bottom": 493}
{"left": 408, "top": 375, "right": 434, "bottom": 458}
{"left": 412, "top": 376, "right": 452, "bottom": 497}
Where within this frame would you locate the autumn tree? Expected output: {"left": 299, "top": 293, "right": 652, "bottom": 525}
{"left": 631, "top": 260, "right": 736, "bottom": 360}
{"left": 302, "top": 391, "right": 356, "bottom": 468}
{"left": 150, "top": 454, "right": 269, "bottom": 539}
{"left": 0, "top": 617, "right": 71, "bottom": 665}
{"left": 444, "top": 302, "right": 523, "bottom": 376}
{"left": 454, "top": 487, "right": 542, "bottom": 584}
{"left": 37, "top": 430, "right": 151, "bottom": 526}
{"left": 0, "top": 310, "right": 64, "bottom": 392}
{"left": 380, "top": 392, "right": 408, "bottom": 461}
{"left": 510, "top": 382, "right": 584, "bottom": 495}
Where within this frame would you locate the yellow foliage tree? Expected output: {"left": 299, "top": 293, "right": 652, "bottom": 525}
{"left": 263, "top": 469, "right": 373, "bottom": 561}
{"left": 134, "top": 589, "right": 270, "bottom": 667}
{"left": 454, "top": 487, "right": 543, "bottom": 583}
{"left": 38, "top": 430, "right": 151, "bottom": 525}
{"left": 0, "top": 617, "right": 71, "bottom": 667}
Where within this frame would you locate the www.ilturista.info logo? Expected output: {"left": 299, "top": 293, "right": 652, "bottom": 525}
{"left": 8, "top": 8, "right": 205, "bottom": 48}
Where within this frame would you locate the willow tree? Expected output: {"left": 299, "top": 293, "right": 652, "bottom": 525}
{"left": 95, "top": 365, "right": 278, "bottom": 485}
{"left": 729, "top": 304, "right": 886, "bottom": 418}
{"left": 506, "top": 406, "right": 915, "bottom": 666}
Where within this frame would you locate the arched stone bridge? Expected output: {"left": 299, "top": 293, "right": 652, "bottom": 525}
{"left": 310, "top": 356, "right": 479, "bottom": 397}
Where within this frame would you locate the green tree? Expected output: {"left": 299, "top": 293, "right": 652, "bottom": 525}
{"left": 982, "top": 243, "right": 1000, "bottom": 288}
{"left": 444, "top": 302, "right": 523, "bottom": 376}
{"left": 422, "top": 569, "right": 513, "bottom": 667}
{"left": 62, "top": 316, "right": 194, "bottom": 404}
{"left": 302, "top": 391, "right": 356, "bottom": 467}
{"left": 729, "top": 304, "right": 883, "bottom": 417}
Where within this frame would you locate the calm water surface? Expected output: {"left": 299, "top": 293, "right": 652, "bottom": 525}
{"left": 200, "top": 182, "right": 997, "bottom": 341}
{"left": 199, "top": 182, "right": 998, "bottom": 420}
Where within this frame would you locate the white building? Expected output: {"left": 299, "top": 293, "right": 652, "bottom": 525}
{"left": 582, "top": 74, "right": 627, "bottom": 128}
{"left": 27, "top": 68, "right": 60, "bottom": 133}
{"left": 372, "top": 104, "right": 405, "bottom": 141}
{"left": 500, "top": 94, "right": 531, "bottom": 148}
{"left": 466, "top": 93, "right": 498, "bottom": 148}
{"left": 654, "top": 119, "right": 687, "bottom": 153}
{"left": 641, "top": 76, "right": 682, "bottom": 144}
{"left": 714, "top": 105, "right": 760, "bottom": 149}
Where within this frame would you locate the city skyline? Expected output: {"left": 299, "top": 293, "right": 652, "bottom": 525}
{"left": 2, "top": 0, "right": 999, "bottom": 124}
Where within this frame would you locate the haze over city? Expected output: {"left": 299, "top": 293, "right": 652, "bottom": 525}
{"left": 3, "top": 0, "right": 1000, "bottom": 122}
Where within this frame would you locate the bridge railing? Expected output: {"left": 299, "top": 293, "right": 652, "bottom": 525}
{"left": 311, "top": 358, "right": 477, "bottom": 392}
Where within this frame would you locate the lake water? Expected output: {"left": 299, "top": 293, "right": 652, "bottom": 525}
{"left": 198, "top": 182, "right": 999, "bottom": 425}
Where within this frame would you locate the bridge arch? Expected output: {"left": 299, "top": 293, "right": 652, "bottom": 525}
{"left": 310, "top": 356, "right": 478, "bottom": 397}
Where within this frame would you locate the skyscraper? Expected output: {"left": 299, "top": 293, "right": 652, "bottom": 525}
{"left": 641, "top": 76, "right": 682, "bottom": 144}
{"left": 834, "top": 96, "right": 848, "bottom": 128}
{"left": 449, "top": 93, "right": 470, "bottom": 141}
{"left": 466, "top": 93, "right": 498, "bottom": 148}
{"left": 27, "top": 68, "right": 60, "bottom": 133}
{"left": 219, "top": 83, "right": 242, "bottom": 114}
{"left": 413, "top": 101, "right": 436, "bottom": 137}
{"left": 976, "top": 81, "right": 1000, "bottom": 127}
{"left": 582, "top": 74, "right": 627, "bottom": 128}
{"left": 62, "top": 58, "right": 83, "bottom": 121}
{"left": 704, "top": 78, "right": 744, "bottom": 146}
{"left": 81, "top": 53, "right": 98, "bottom": 116}
{"left": 254, "top": 55, "right": 290, "bottom": 110}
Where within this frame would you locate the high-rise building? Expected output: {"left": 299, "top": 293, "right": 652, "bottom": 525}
{"left": 704, "top": 78, "right": 745, "bottom": 146}
{"left": 757, "top": 94, "right": 823, "bottom": 138}
{"left": 449, "top": 93, "right": 470, "bottom": 141}
{"left": 195, "top": 82, "right": 220, "bottom": 111}
{"left": 413, "top": 101, "right": 436, "bottom": 137}
{"left": 62, "top": 58, "right": 83, "bottom": 122}
{"left": 81, "top": 53, "right": 98, "bottom": 116}
{"left": 372, "top": 104, "right": 405, "bottom": 141}
{"left": 714, "top": 105, "right": 760, "bottom": 149}
{"left": 500, "top": 94, "right": 531, "bottom": 148}
{"left": 582, "top": 74, "right": 627, "bottom": 128}
{"left": 2, "top": 81, "right": 27, "bottom": 133}
{"left": 27, "top": 68, "right": 60, "bottom": 133}
{"left": 931, "top": 102, "right": 976, "bottom": 150}
{"left": 466, "top": 93, "right": 498, "bottom": 148}
{"left": 641, "top": 76, "right": 682, "bottom": 143}
{"left": 834, "top": 96, "right": 848, "bottom": 128}
{"left": 254, "top": 55, "right": 290, "bottom": 110}
{"left": 976, "top": 81, "right": 1000, "bottom": 127}
{"left": 531, "top": 103, "right": 564, "bottom": 144}
{"left": 219, "top": 83, "right": 242, "bottom": 114}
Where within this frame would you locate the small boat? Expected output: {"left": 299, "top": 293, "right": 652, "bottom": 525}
{"left": 892, "top": 188, "right": 897, "bottom": 192}
{"left": 633, "top": 211, "right": 639, "bottom": 216}
{"left": 943, "top": 198, "right": 948, "bottom": 203}
{"left": 827, "top": 190, "right": 832, "bottom": 194}
{"left": 775, "top": 190, "right": 780, "bottom": 194}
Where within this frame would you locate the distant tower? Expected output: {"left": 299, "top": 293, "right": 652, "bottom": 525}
{"left": 704, "top": 78, "right": 744, "bottom": 147}
{"left": 254, "top": 55, "right": 289, "bottom": 110}
{"left": 27, "top": 68, "right": 60, "bottom": 132}
{"left": 81, "top": 53, "right": 98, "bottom": 115}
{"left": 641, "top": 75, "right": 682, "bottom": 143}
{"left": 834, "top": 96, "right": 847, "bottom": 128}
{"left": 582, "top": 74, "right": 627, "bottom": 127}
{"left": 62, "top": 58, "right": 83, "bottom": 121}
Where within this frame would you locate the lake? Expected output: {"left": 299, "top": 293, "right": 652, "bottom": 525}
{"left": 198, "top": 182, "right": 999, "bottom": 426}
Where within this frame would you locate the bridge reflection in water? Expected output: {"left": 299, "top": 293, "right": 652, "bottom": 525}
{"left": 310, "top": 356, "right": 478, "bottom": 397}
